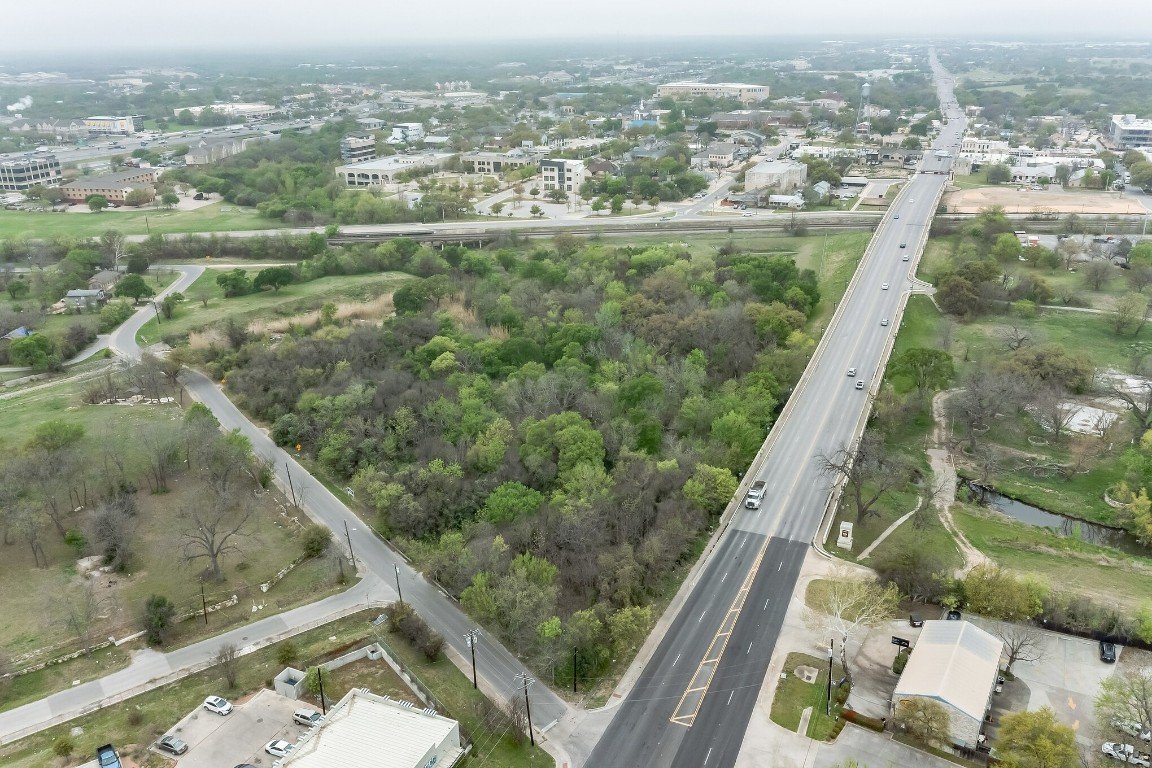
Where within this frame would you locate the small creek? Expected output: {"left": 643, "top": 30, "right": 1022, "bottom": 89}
{"left": 965, "top": 481, "right": 1147, "bottom": 557}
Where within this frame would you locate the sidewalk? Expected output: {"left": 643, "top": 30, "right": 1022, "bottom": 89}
{"left": 0, "top": 576, "right": 380, "bottom": 745}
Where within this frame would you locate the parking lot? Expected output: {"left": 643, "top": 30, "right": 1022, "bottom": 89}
{"left": 156, "top": 689, "right": 310, "bottom": 767}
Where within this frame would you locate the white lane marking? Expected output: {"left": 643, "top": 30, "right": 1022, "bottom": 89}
{"left": 778, "top": 561, "right": 783, "bottom": 572}
{"left": 763, "top": 598, "right": 771, "bottom": 610}
{"left": 673, "top": 653, "right": 681, "bottom": 667}
{"left": 721, "top": 572, "right": 728, "bottom": 583}
{"left": 728, "top": 691, "right": 734, "bottom": 705}
{"left": 747, "top": 642, "right": 753, "bottom": 654}
{"left": 699, "top": 611, "right": 707, "bottom": 623}
{"left": 705, "top": 747, "right": 712, "bottom": 764}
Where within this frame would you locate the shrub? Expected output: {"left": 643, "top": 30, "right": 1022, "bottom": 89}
{"left": 53, "top": 736, "right": 74, "bottom": 757}
{"left": 126, "top": 709, "right": 144, "bottom": 726}
{"left": 276, "top": 639, "right": 298, "bottom": 667}
{"left": 840, "top": 709, "right": 886, "bottom": 732}
{"left": 892, "top": 649, "right": 909, "bottom": 674}
{"left": 143, "top": 594, "right": 175, "bottom": 645}
{"left": 300, "top": 525, "right": 331, "bottom": 558}
{"left": 385, "top": 601, "right": 444, "bottom": 661}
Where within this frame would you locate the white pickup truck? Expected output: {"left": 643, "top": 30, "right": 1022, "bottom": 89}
{"left": 745, "top": 480, "right": 766, "bottom": 510}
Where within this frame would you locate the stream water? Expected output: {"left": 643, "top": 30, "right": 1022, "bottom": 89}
{"left": 965, "top": 481, "right": 1147, "bottom": 557}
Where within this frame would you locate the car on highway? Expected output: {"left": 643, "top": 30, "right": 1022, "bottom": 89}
{"left": 880, "top": 319, "right": 888, "bottom": 326}
{"left": 847, "top": 368, "right": 857, "bottom": 377}
{"left": 745, "top": 494, "right": 763, "bottom": 510}
{"left": 1101, "top": 641, "right": 1118, "bottom": 663}
{"left": 902, "top": 254, "right": 909, "bottom": 261}
{"left": 855, "top": 380, "right": 864, "bottom": 390}
{"left": 881, "top": 283, "right": 889, "bottom": 290}
{"left": 899, "top": 242, "right": 907, "bottom": 248}
{"left": 156, "top": 736, "right": 188, "bottom": 755}
{"left": 265, "top": 739, "right": 294, "bottom": 758}
{"left": 894, "top": 214, "right": 900, "bottom": 219}
{"left": 741, "top": 212, "right": 754, "bottom": 217}
{"left": 203, "top": 695, "right": 233, "bottom": 715}
{"left": 746, "top": 480, "right": 766, "bottom": 502}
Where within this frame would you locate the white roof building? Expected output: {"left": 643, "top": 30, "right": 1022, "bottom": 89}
{"left": 336, "top": 152, "right": 453, "bottom": 186}
{"left": 893, "top": 620, "right": 1003, "bottom": 749}
{"left": 279, "top": 689, "right": 464, "bottom": 768}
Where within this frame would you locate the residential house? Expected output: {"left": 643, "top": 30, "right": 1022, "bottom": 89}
{"left": 88, "top": 270, "right": 121, "bottom": 291}
{"left": 64, "top": 289, "right": 107, "bottom": 310}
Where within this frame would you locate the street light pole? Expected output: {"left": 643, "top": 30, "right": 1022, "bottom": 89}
{"left": 826, "top": 639, "right": 835, "bottom": 716}
{"left": 394, "top": 563, "right": 403, "bottom": 606}
{"left": 464, "top": 630, "right": 480, "bottom": 689}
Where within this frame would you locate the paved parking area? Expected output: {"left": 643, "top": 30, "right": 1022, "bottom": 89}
{"left": 159, "top": 689, "right": 307, "bottom": 767}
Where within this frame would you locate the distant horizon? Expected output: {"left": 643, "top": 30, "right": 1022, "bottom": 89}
{"left": 0, "top": 34, "right": 1149, "bottom": 69}
{"left": 1, "top": 0, "right": 1150, "bottom": 59}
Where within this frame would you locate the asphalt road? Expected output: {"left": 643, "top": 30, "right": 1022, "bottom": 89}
{"left": 106, "top": 270, "right": 574, "bottom": 746}
{"left": 584, "top": 53, "right": 966, "bottom": 768}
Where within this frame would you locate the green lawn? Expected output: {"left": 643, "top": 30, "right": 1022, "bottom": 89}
{"left": 952, "top": 308, "right": 1135, "bottom": 372}
{"left": 0, "top": 202, "right": 285, "bottom": 240}
{"left": 769, "top": 652, "right": 847, "bottom": 740}
{"left": 137, "top": 271, "right": 414, "bottom": 346}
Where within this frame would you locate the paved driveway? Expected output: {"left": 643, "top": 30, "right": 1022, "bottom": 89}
{"left": 160, "top": 689, "right": 304, "bottom": 768}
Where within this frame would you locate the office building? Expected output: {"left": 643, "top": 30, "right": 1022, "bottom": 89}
{"left": 1110, "top": 114, "right": 1152, "bottom": 149}
{"left": 0, "top": 154, "right": 62, "bottom": 191}
{"left": 83, "top": 115, "right": 145, "bottom": 135}
{"left": 340, "top": 133, "right": 377, "bottom": 163}
{"left": 656, "top": 82, "right": 769, "bottom": 104}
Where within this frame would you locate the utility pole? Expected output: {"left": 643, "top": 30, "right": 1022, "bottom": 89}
{"left": 200, "top": 580, "right": 208, "bottom": 625}
{"left": 826, "top": 639, "right": 834, "bottom": 716}
{"left": 394, "top": 564, "right": 404, "bottom": 606}
{"left": 516, "top": 673, "right": 535, "bottom": 746}
{"left": 343, "top": 519, "right": 355, "bottom": 564}
{"left": 464, "top": 630, "right": 480, "bottom": 689}
{"left": 315, "top": 666, "right": 327, "bottom": 715}
{"left": 285, "top": 463, "right": 298, "bottom": 510}
{"left": 573, "top": 647, "right": 578, "bottom": 694}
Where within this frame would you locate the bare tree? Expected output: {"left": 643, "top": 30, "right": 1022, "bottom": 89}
{"left": 1031, "top": 385, "right": 1079, "bottom": 444}
{"left": 1112, "top": 293, "right": 1151, "bottom": 337}
{"left": 59, "top": 577, "right": 115, "bottom": 655}
{"left": 215, "top": 642, "right": 241, "bottom": 688}
{"left": 1058, "top": 239, "right": 1082, "bottom": 270}
{"left": 138, "top": 423, "right": 182, "bottom": 493}
{"left": 997, "top": 325, "right": 1031, "bottom": 352}
{"left": 803, "top": 567, "right": 901, "bottom": 680}
{"left": 949, "top": 366, "right": 1028, "bottom": 452}
{"left": 1129, "top": 265, "right": 1152, "bottom": 294}
{"left": 89, "top": 495, "right": 139, "bottom": 572}
{"left": 816, "top": 433, "right": 912, "bottom": 524}
{"left": 1103, "top": 379, "right": 1152, "bottom": 430}
{"left": 1082, "top": 260, "right": 1115, "bottom": 291}
{"left": 179, "top": 495, "right": 253, "bottom": 581}
{"left": 997, "top": 624, "right": 1048, "bottom": 674}
{"left": 896, "top": 698, "right": 951, "bottom": 746}
{"left": 13, "top": 504, "right": 48, "bottom": 568}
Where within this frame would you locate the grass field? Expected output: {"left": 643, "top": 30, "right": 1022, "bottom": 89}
{"left": 0, "top": 202, "right": 285, "bottom": 240}
{"left": 954, "top": 505, "right": 1152, "bottom": 609}
{"left": 136, "top": 270, "right": 414, "bottom": 346}
{"left": 769, "top": 652, "right": 847, "bottom": 740}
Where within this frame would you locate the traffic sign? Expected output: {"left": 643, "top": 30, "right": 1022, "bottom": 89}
{"left": 891, "top": 636, "right": 910, "bottom": 648}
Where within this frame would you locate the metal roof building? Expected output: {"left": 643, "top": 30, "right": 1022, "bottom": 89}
{"left": 893, "top": 620, "right": 1003, "bottom": 749}
{"left": 279, "top": 688, "right": 465, "bottom": 768}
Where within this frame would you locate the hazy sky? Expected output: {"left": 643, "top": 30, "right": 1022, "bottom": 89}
{"left": 2, "top": 0, "right": 1150, "bottom": 52}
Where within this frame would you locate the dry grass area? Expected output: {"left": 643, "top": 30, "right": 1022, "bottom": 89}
{"left": 249, "top": 293, "right": 397, "bottom": 335}
{"left": 944, "top": 186, "right": 1151, "bottom": 215}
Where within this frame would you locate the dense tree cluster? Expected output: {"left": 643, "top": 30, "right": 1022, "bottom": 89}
{"left": 215, "top": 237, "right": 821, "bottom": 674}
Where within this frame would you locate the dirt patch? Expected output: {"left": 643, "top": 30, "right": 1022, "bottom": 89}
{"left": 944, "top": 186, "right": 1150, "bottom": 215}
{"left": 310, "top": 657, "right": 422, "bottom": 707}
{"left": 247, "top": 293, "right": 395, "bottom": 335}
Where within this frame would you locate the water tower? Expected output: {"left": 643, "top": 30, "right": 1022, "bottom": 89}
{"left": 856, "top": 82, "right": 871, "bottom": 136}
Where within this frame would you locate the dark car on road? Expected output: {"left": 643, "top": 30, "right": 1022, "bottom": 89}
{"left": 909, "top": 613, "right": 924, "bottom": 627}
{"left": 1101, "top": 641, "right": 1118, "bottom": 663}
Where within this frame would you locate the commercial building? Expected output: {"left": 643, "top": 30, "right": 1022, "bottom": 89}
{"left": 336, "top": 153, "right": 452, "bottom": 186}
{"left": 83, "top": 115, "right": 145, "bottom": 135}
{"left": 657, "top": 82, "right": 769, "bottom": 104}
{"left": 693, "top": 142, "right": 739, "bottom": 168}
{"left": 279, "top": 689, "right": 465, "bottom": 768}
{"left": 459, "top": 150, "right": 535, "bottom": 175}
{"left": 174, "top": 103, "right": 277, "bottom": 121}
{"left": 745, "top": 159, "right": 808, "bottom": 192}
{"left": 339, "top": 133, "right": 377, "bottom": 164}
{"left": 61, "top": 169, "right": 158, "bottom": 204}
{"left": 893, "top": 621, "right": 1003, "bottom": 750}
{"left": 0, "top": 154, "right": 62, "bottom": 191}
{"left": 1110, "top": 114, "right": 1152, "bottom": 149}
{"left": 539, "top": 158, "right": 587, "bottom": 194}
{"left": 388, "top": 123, "right": 425, "bottom": 144}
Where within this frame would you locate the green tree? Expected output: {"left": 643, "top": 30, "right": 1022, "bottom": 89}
{"left": 6, "top": 279, "right": 30, "bottom": 300}
{"left": 490, "top": 201, "right": 505, "bottom": 216}
{"left": 986, "top": 164, "right": 1011, "bottom": 184}
{"left": 890, "top": 347, "right": 954, "bottom": 394}
{"left": 215, "top": 268, "right": 252, "bottom": 298}
{"left": 124, "top": 189, "right": 152, "bottom": 207}
{"left": 895, "top": 698, "right": 951, "bottom": 746}
{"left": 960, "top": 564, "right": 1046, "bottom": 620}
{"left": 991, "top": 232, "right": 1024, "bottom": 263}
{"left": 27, "top": 419, "right": 85, "bottom": 452}
{"left": 9, "top": 333, "right": 56, "bottom": 370}
{"left": 1095, "top": 664, "right": 1152, "bottom": 738}
{"left": 115, "top": 273, "right": 155, "bottom": 303}
{"left": 995, "top": 706, "right": 1079, "bottom": 768}
{"left": 252, "top": 266, "right": 295, "bottom": 292}
{"left": 482, "top": 482, "right": 545, "bottom": 524}
{"left": 682, "top": 464, "right": 739, "bottom": 514}
{"left": 143, "top": 594, "right": 175, "bottom": 644}
{"left": 86, "top": 194, "right": 109, "bottom": 212}
{"left": 529, "top": 204, "right": 543, "bottom": 218}
{"left": 160, "top": 191, "right": 180, "bottom": 209}
{"left": 607, "top": 605, "right": 652, "bottom": 657}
